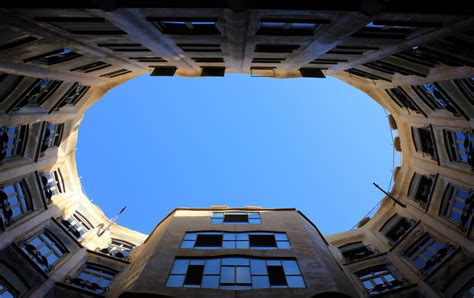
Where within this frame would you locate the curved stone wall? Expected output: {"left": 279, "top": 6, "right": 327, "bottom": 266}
{"left": 0, "top": 4, "right": 472, "bottom": 297}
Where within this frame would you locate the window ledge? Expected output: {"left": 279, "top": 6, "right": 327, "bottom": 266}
{"left": 54, "top": 281, "right": 105, "bottom": 297}
{"left": 369, "top": 283, "right": 417, "bottom": 297}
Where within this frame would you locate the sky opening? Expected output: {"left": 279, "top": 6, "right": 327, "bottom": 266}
{"left": 77, "top": 74, "right": 399, "bottom": 235}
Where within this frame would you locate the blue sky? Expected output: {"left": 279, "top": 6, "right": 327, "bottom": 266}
{"left": 76, "top": 74, "right": 399, "bottom": 235}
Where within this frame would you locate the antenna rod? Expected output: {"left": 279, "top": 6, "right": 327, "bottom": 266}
{"left": 98, "top": 206, "right": 127, "bottom": 237}
{"left": 373, "top": 183, "right": 406, "bottom": 208}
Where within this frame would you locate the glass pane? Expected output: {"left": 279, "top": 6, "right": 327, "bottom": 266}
{"left": 204, "top": 259, "right": 220, "bottom": 275}
{"left": 236, "top": 266, "right": 251, "bottom": 284}
{"left": 220, "top": 267, "right": 235, "bottom": 283}
{"left": 236, "top": 241, "right": 249, "bottom": 249}
{"left": 210, "top": 218, "right": 221, "bottom": 224}
{"left": 222, "top": 258, "right": 249, "bottom": 266}
{"left": 184, "top": 233, "right": 197, "bottom": 240}
{"left": 167, "top": 275, "right": 185, "bottom": 287}
{"left": 266, "top": 260, "right": 281, "bottom": 266}
{"left": 287, "top": 276, "right": 305, "bottom": 288}
{"left": 251, "top": 259, "right": 267, "bottom": 275}
{"left": 248, "top": 219, "right": 261, "bottom": 224}
{"left": 180, "top": 241, "right": 194, "bottom": 248}
{"left": 236, "top": 233, "right": 249, "bottom": 241}
{"left": 223, "top": 233, "right": 236, "bottom": 241}
{"left": 201, "top": 275, "right": 219, "bottom": 289}
{"left": 170, "top": 259, "right": 189, "bottom": 274}
{"left": 274, "top": 233, "right": 288, "bottom": 241}
{"left": 222, "top": 241, "right": 236, "bottom": 249}
{"left": 276, "top": 241, "right": 291, "bottom": 249}
{"left": 190, "top": 259, "right": 205, "bottom": 265}
{"left": 252, "top": 275, "right": 270, "bottom": 289}
{"left": 282, "top": 260, "right": 300, "bottom": 275}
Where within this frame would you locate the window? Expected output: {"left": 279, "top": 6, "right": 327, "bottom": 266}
{"left": 201, "top": 67, "right": 225, "bottom": 77}
{"left": 345, "top": 68, "right": 390, "bottom": 82}
{"left": 58, "top": 211, "right": 93, "bottom": 240}
{"left": 68, "top": 264, "right": 116, "bottom": 295}
{"left": 20, "top": 230, "right": 66, "bottom": 272}
{"left": 129, "top": 57, "right": 167, "bottom": 63}
{"left": 380, "top": 214, "right": 414, "bottom": 246}
{"left": 408, "top": 173, "right": 435, "bottom": 208}
{"left": 0, "top": 125, "right": 27, "bottom": 162}
{"left": 99, "top": 69, "right": 132, "bottom": 78}
{"left": 210, "top": 212, "right": 261, "bottom": 224}
{"left": 386, "top": 87, "right": 422, "bottom": 113}
{"left": 441, "top": 184, "right": 473, "bottom": 231}
{"left": 351, "top": 20, "right": 436, "bottom": 39}
{"left": 327, "top": 45, "right": 378, "bottom": 56}
{"left": 445, "top": 130, "right": 473, "bottom": 168}
{"left": 40, "top": 122, "right": 64, "bottom": 154}
{"left": 180, "top": 232, "right": 290, "bottom": 249}
{"left": 53, "top": 83, "right": 89, "bottom": 111}
{"left": 10, "top": 78, "right": 62, "bottom": 112}
{"left": 453, "top": 77, "right": 474, "bottom": 105}
{"left": 405, "top": 234, "right": 454, "bottom": 275}
{"left": 252, "top": 58, "right": 286, "bottom": 64}
{"left": 413, "top": 83, "right": 459, "bottom": 115}
{"left": 456, "top": 279, "right": 474, "bottom": 298}
{"left": 0, "top": 27, "right": 37, "bottom": 51}
{"left": 256, "top": 19, "right": 329, "bottom": 36}
{"left": 254, "top": 44, "right": 300, "bottom": 53}
{"left": 0, "top": 73, "right": 23, "bottom": 103}
{"left": 24, "top": 49, "right": 81, "bottom": 65}
{"left": 0, "top": 179, "right": 30, "bottom": 227}
{"left": 39, "top": 169, "right": 65, "bottom": 204}
{"left": 148, "top": 18, "right": 219, "bottom": 35}
{"left": 70, "top": 61, "right": 112, "bottom": 73}
{"left": 0, "top": 277, "right": 17, "bottom": 298}
{"left": 412, "top": 126, "right": 437, "bottom": 160}
{"left": 35, "top": 17, "right": 126, "bottom": 35}
{"left": 357, "top": 266, "right": 404, "bottom": 295}
{"left": 167, "top": 257, "right": 304, "bottom": 289}
{"left": 191, "top": 57, "right": 224, "bottom": 63}
{"left": 338, "top": 242, "right": 376, "bottom": 263}
{"left": 98, "top": 43, "right": 150, "bottom": 52}
{"left": 98, "top": 239, "right": 135, "bottom": 260}
{"left": 177, "top": 44, "right": 221, "bottom": 52}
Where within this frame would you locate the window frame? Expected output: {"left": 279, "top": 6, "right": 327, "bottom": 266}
{"left": 356, "top": 265, "right": 405, "bottom": 296}
{"left": 20, "top": 229, "right": 67, "bottom": 272}
{"left": 444, "top": 130, "right": 473, "bottom": 168}
{"left": 0, "top": 124, "right": 28, "bottom": 162}
{"left": 0, "top": 178, "right": 31, "bottom": 227}
{"left": 407, "top": 173, "right": 437, "bottom": 209}
{"left": 68, "top": 263, "right": 117, "bottom": 295}
{"left": 210, "top": 212, "right": 261, "bottom": 224}
{"left": 440, "top": 184, "right": 473, "bottom": 232}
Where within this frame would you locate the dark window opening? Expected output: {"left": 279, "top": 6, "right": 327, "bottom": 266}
{"left": 100, "top": 69, "right": 132, "bottom": 78}
{"left": 98, "top": 43, "right": 150, "bottom": 52}
{"left": 249, "top": 235, "right": 277, "bottom": 247}
{"left": 0, "top": 73, "right": 23, "bottom": 103}
{"left": 386, "top": 87, "right": 422, "bottom": 113}
{"left": 24, "top": 49, "right": 81, "bottom": 65}
{"left": 184, "top": 265, "right": 204, "bottom": 285}
{"left": 412, "top": 127, "right": 437, "bottom": 160}
{"left": 223, "top": 214, "right": 248, "bottom": 223}
{"left": 339, "top": 242, "right": 376, "bottom": 263}
{"left": 195, "top": 234, "right": 223, "bottom": 247}
{"left": 255, "top": 44, "right": 300, "bottom": 53}
{"left": 310, "top": 58, "right": 348, "bottom": 65}
{"left": 0, "top": 27, "right": 38, "bottom": 51}
{"left": 351, "top": 20, "right": 438, "bottom": 39}
{"left": 201, "top": 67, "right": 225, "bottom": 77}
{"left": 35, "top": 17, "right": 126, "bottom": 35}
{"left": 268, "top": 266, "right": 287, "bottom": 286}
{"left": 148, "top": 17, "right": 219, "bottom": 35}
{"left": 129, "top": 57, "right": 167, "bottom": 63}
{"left": 327, "top": 45, "right": 378, "bottom": 56}
{"left": 408, "top": 173, "right": 434, "bottom": 207}
{"left": 382, "top": 216, "right": 414, "bottom": 245}
{"left": 178, "top": 43, "right": 221, "bottom": 52}
{"left": 345, "top": 68, "right": 391, "bottom": 82}
{"left": 192, "top": 57, "right": 224, "bottom": 63}
{"left": 70, "top": 61, "right": 112, "bottom": 73}
{"left": 453, "top": 77, "right": 474, "bottom": 105}
{"left": 151, "top": 67, "right": 177, "bottom": 77}
{"left": 256, "top": 19, "right": 330, "bottom": 36}
{"left": 252, "top": 58, "right": 285, "bottom": 63}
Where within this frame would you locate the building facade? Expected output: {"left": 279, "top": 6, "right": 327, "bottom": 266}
{"left": 0, "top": 2, "right": 473, "bottom": 297}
